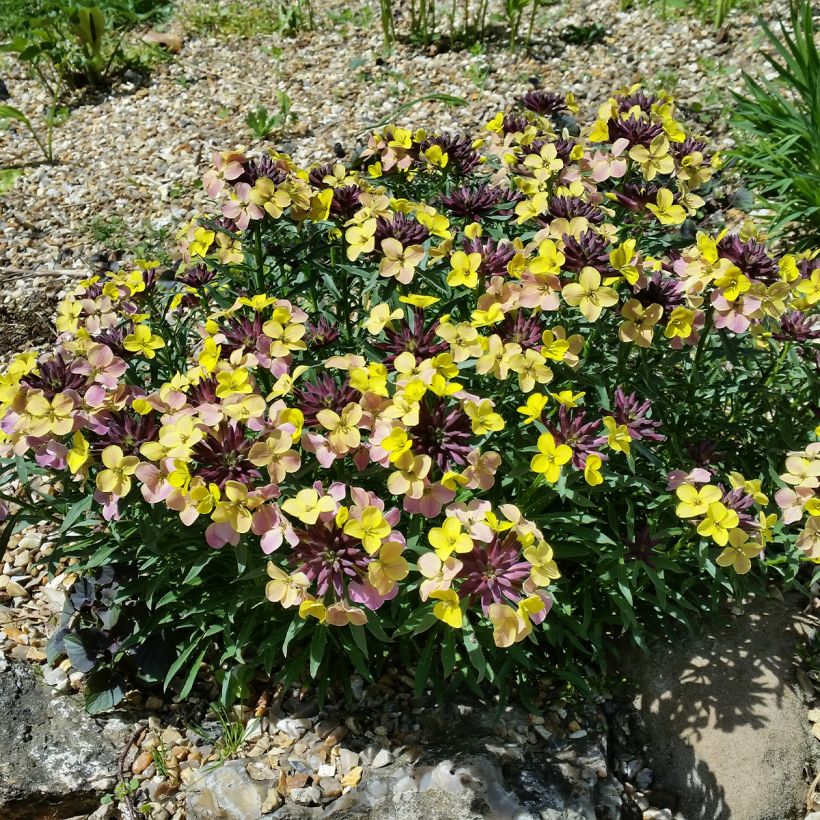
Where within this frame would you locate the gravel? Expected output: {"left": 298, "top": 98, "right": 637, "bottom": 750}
{"left": 0, "top": 0, "right": 783, "bottom": 357}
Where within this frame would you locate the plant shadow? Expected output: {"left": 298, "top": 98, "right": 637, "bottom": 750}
{"left": 623, "top": 594, "right": 814, "bottom": 820}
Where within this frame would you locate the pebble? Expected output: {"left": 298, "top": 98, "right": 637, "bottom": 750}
{"left": 371, "top": 748, "right": 393, "bottom": 768}
{"left": 290, "top": 785, "right": 321, "bottom": 805}
{"left": 133, "top": 750, "right": 154, "bottom": 775}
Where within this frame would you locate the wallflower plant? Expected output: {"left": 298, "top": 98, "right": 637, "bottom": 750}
{"left": 1, "top": 84, "right": 818, "bottom": 709}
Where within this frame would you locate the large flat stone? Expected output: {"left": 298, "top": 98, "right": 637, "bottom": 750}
{"left": 0, "top": 656, "right": 131, "bottom": 820}
{"left": 629, "top": 594, "right": 816, "bottom": 820}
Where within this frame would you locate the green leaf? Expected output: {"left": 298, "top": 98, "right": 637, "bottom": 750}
{"left": 414, "top": 632, "right": 436, "bottom": 698}
{"left": 84, "top": 670, "right": 126, "bottom": 714}
{"left": 461, "top": 619, "right": 487, "bottom": 684}
{"left": 308, "top": 626, "right": 327, "bottom": 678}
{"left": 350, "top": 624, "right": 369, "bottom": 658}
{"left": 0, "top": 104, "right": 31, "bottom": 126}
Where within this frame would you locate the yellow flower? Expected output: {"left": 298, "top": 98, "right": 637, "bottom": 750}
{"left": 281, "top": 488, "right": 335, "bottom": 525}
{"left": 517, "top": 393, "right": 549, "bottom": 424}
{"left": 696, "top": 502, "right": 740, "bottom": 546}
{"left": 379, "top": 238, "right": 425, "bottom": 284}
{"left": 317, "top": 402, "right": 363, "bottom": 453}
{"left": 489, "top": 603, "right": 520, "bottom": 647}
{"left": 24, "top": 392, "right": 75, "bottom": 437}
{"left": 603, "top": 416, "right": 631, "bottom": 454}
{"left": 727, "top": 472, "right": 768, "bottom": 505}
{"left": 530, "top": 239, "right": 565, "bottom": 276}
{"left": 514, "top": 192, "right": 549, "bottom": 224}
{"left": 470, "top": 303, "right": 505, "bottom": 328}
{"left": 215, "top": 368, "right": 252, "bottom": 399}
{"left": 345, "top": 218, "right": 377, "bottom": 261}
{"left": 66, "top": 431, "right": 90, "bottom": 475}
{"left": 343, "top": 506, "right": 391, "bottom": 554}
{"left": 562, "top": 267, "right": 619, "bottom": 322}
{"left": 96, "top": 445, "right": 139, "bottom": 497}
{"left": 663, "top": 306, "right": 697, "bottom": 340}
{"left": 349, "top": 362, "right": 389, "bottom": 396}
{"left": 509, "top": 348, "right": 553, "bottom": 393}
{"left": 523, "top": 540, "right": 561, "bottom": 586}
{"left": 797, "top": 270, "right": 820, "bottom": 305}
{"left": 464, "top": 399, "right": 505, "bottom": 435}
{"left": 522, "top": 143, "right": 563, "bottom": 181}
{"left": 629, "top": 135, "right": 674, "bottom": 180}
{"left": 265, "top": 563, "right": 309, "bottom": 608}
{"left": 530, "top": 432, "right": 572, "bottom": 482}
{"left": 299, "top": 598, "right": 328, "bottom": 622}
{"left": 429, "top": 589, "right": 463, "bottom": 628}
{"left": 123, "top": 324, "right": 165, "bottom": 359}
{"left": 55, "top": 298, "right": 82, "bottom": 334}
{"left": 675, "top": 483, "right": 722, "bottom": 518}
{"left": 365, "top": 303, "right": 403, "bottom": 335}
{"left": 716, "top": 529, "right": 762, "bottom": 574}
{"left": 550, "top": 390, "right": 585, "bottom": 408}
{"left": 584, "top": 453, "right": 604, "bottom": 486}
{"left": 619, "top": 300, "right": 663, "bottom": 348}
{"left": 382, "top": 427, "right": 413, "bottom": 463}
{"left": 448, "top": 251, "right": 482, "bottom": 288}
{"left": 609, "top": 239, "right": 639, "bottom": 285}
{"left": 211, "top": 480, "right": 257, "bottom": 533}
{"left": 646, "top": 188, "right": 687, "bottom": 226}
{"left": 428, "top": 517, "right": 473, "bottom": 560}
{"left": 399, "top": 294, "right": 439, "bottom": 308}
{"left": 367, "top": 540, "right": 409, "bottom": 594}
{"left": 440, "top": 470, "right": 469, "bottom": 491}
{"left": 714, "top": 265, "right": 751, "bottom": 301}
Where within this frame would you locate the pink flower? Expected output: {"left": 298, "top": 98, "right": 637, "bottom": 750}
{"left": 666, "top": 467, "right": 713, "bottom": 491}
{"left": 71, "top": 343, "right": 127, "bottom": 388}
{"left": 349, "top": 579, "right": 396, "bottom": 610}
{"left": 712, "top": 292, "right": 762, "bottom": 334}
{"left": 403, "top": 481, "right": 455, "bottom": 518}
{"left": 301, "top": 432, "right": 337, "bottom": 468}
{"left": 775, "top": 486, "right": 814, "bottom": 524}
{"left": 252, "top": 503, "right": 299, "bottom": 554}
{"left": 221, "top": 182, "right": 264, "bottom": 230}
{"left": 447, "top": 500, "right": 493, "bottom": 542}
{"left": 205, "top": 521, "right": 240, "bottom": 549}
{"left": 32, "top": 438, "right": 67, "bottom": 469}
{"left": 136, "top": 462, "right": 173, "bottom": 504}
{"left": 418, "top": 552, "right": 462, "bottom": 601}
{"left": 463, "top": 448, "right": 501, "bottom": 490}
{"left": 94, "top": 490, "right": 120, "bottom": 521}
{"left": 203, "top": 151, "right": 245, "bottom": 198}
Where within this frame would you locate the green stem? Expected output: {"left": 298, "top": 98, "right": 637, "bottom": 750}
{"left": 253, "top": 225, "right": 264, "bottom": 292}
{"left": 762, "top": 341, "right": 791, "bottom": 388}
{"left": 687, "top": 308, "right": 713, "bottom": 397}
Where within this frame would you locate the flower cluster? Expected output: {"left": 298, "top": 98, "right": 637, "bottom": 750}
{"left": 2, "top": 84, "right": 818, "bottom": 683}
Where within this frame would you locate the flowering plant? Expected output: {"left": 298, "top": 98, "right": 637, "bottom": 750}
{"left": 1, "top": 85, "right": 818, "bottom": 706}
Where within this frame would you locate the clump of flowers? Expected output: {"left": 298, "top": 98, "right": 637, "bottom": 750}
{"left": 1, "top": 84, "right": 818, "bottom": 702}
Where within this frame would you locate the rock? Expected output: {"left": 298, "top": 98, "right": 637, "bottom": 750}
{"left": 0, "top": 657, "right": 131, "bottom": 820}
{"left": 160, "top": 727, "right": 184, "bottom": 747}
{"left": 142, "top": 30, "right": 184, "bottom": 53}
{"left": 5, "top": 580, "right": 28, "bottom": 598}
{"left": 629, "top": 595, "right": 817, "bottom": 820}
{"left": 275, "top": 717, "right": 311, "bottom": 739}
{"left": 185, "top": 760, "right": 265, "bottom": 819}
{"left": 133, "top": 750, "right": 154, "bottom": 774}
{"left": 260, "top": 786, "right": 282, "bottom": 813}
{"left": 290, "top": 785, "right": 321, "bottom": 805}
{"left": 371, "top": 748, "right": 392, "bottom": 768}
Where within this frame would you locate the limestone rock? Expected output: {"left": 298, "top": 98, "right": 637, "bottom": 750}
{"left": 0, "top": 656, "right": 131, "bottom": 820}
{"left": 186, "top": 760, "right": 266, "bottom": 819}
